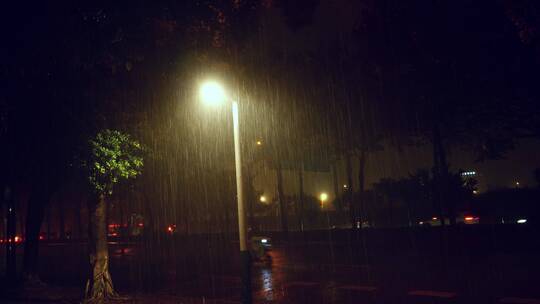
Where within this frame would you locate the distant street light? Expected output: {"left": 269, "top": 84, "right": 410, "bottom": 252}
{"left": 319, "top": 192, "right": 328, "bottom": 209}
{"left": 199, "top": 80, "right": 252, "bottom": 304}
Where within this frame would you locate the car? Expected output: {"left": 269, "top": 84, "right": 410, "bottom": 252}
{"left": 250, "top": 236, "right": 272, "bottom": 264}
{"left": 459, "top": 214, "right": 480, "bottom": 225}
{"left": 418, "top": 216, "right": 449, "bottom": 226}
{"left": 251, "top": 236, "right": 271, "bottom": 249}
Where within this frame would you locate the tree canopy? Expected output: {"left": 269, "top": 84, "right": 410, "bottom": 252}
{"left": 82, "top": 129, "right": 144, "bottom": 195}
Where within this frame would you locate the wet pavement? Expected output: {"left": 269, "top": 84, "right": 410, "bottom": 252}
{"left": 2, "top": 228, "right": 540, "bottom": 304}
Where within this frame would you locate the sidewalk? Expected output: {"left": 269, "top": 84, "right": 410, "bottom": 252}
{"left": 1, "top": 287, "right": 234, "bottom": 304}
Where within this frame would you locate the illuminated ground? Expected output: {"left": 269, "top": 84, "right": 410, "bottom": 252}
{"left": 1, "top": 227, "right": 540, "bottom": 303}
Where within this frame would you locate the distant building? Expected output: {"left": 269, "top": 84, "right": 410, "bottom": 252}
{"left": 460, "top": 170, "right": 485, "bottom": 192}
{"left": 461, "top": 170, "right": 477, "bottom": 177}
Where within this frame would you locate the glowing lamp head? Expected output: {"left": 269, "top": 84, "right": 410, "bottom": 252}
{"left": 200, "top": 81, "right": 226, "bottom": 106}
{"left": 320, "top": 192, "right": 328, "bottom": 202}
{"left": 259, "top": 195, "right": 267, "bottom": 203}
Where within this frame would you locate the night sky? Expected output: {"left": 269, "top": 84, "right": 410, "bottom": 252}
{"left": 1, "top": 0, "right": 540, "bottom": 204}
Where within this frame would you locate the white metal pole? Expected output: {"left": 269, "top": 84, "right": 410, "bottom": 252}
{"left": 232, "top": 101, "right": 251, "bottom": 304}
{"left": 232, "top": 101, "right": 247, "bottom": 251}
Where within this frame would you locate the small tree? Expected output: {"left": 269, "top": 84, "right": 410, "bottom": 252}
{"left": 81, "top": 129, "right": 144, "bottom": 303}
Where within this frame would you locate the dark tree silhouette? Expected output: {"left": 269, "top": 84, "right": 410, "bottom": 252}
{"left": 534, "top": 168, "right": 540, "bottom": 188}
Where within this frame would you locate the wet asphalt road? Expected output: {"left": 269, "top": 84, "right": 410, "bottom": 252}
{"left": 2, "top": 227, "right": 540, "bottom": 304}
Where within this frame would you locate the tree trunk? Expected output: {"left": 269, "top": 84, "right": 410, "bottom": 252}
{"left": 357, "top": 149, "right": 367, "bottom": 227}
{"left": 4, "top": 185, "right": 17, "bottom": 281}
{"left": 46, "top": 206, "right": 52, "bottom": 240}
{"left": 432, "top": 122, "right": 446, "bottom": 227}
{"left": 345, "top": 153, "right": 355, "bottom": 227}
{"left": 276, "top": 160, "right": 288, "bottom": 232}
{"left": 332, "top": 161, "right": 339, "bottom": 202}
{"left": 59, "top": 199, "right": 65, "bottom": 239}
{"left": 298, "top": 162, "right": 304, "bottom": 231}
{"left": 245, "top": 169, "right": 255, "bottom": 232}
{"left": 75, "top": 199, "right": 83, "bottom": 239}
{"left": 19, "top": 208, "right": 26, "bottom": 242}
{"left": 142, "top": 190, "right": 154, "bottom": 234}
{"left": 432, "top": 120, "right": 455, "bottom": 226}
{"left": 84, "top": 193, "right": 117, "bottom": 303}
{"left": 23, "top": 184, "right": 54, "bottom": 282}
{"left": 435, "top": 135, "right": 454, "bottom": 226}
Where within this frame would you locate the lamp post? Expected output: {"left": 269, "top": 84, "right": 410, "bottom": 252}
{"left": 200, "top": 81, "right": 252, "bottom": 304}
{"left": 319, "top": 192, "right": 328, "bottom": 209}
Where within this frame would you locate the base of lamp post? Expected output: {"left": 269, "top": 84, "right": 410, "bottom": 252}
{"left": 240, "top": 250, "right": 252, "bottom": 304}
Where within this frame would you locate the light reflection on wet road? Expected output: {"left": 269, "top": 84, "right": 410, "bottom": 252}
{"left": 9, "top": 238, "right": 539, "bottom": 304}
{"left": 260, "top": 268, "right": 274, "bottom": 300}
{"left": 254, "top": 248, "right": 288, "bottom": 302}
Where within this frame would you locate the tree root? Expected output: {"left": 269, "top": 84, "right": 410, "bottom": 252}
{"left": 22, "top": 273, "right": 47, "bottom": 288}
{"left": 83, "top": 269, "right": 129, "bottom": 304}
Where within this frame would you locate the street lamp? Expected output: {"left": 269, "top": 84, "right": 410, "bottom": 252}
{"left": 199, "top": 80, "right": 252, "bottom": 304}
{"left": 200, "top": 81, "right": 226, "bottom": 106}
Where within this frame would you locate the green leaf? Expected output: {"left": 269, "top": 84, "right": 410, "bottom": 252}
{"left": 81, "top": 129, "right": 145, "bottom": 195}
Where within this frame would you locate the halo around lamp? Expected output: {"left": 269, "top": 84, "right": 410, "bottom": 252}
{"left": 200, "top": 81, "right": 226, "bottom": 106}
